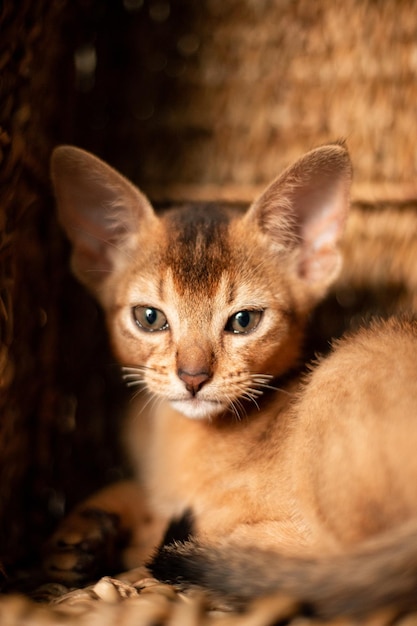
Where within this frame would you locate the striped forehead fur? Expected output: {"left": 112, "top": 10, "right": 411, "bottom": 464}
{"left": 162, "top": 203, "right": 239, "bottom": 294}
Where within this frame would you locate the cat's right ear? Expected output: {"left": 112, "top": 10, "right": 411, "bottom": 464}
{"left": 245, "top": 143, "right": 352, "bottom": 297}
{"left": 51, "top": 146, "right": 156, "bottom": 292}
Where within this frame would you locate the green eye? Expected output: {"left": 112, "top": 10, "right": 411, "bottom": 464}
{"left": 133, "top": 306, "right": 169, "bottom": 332}
{"left": 225, "top": 310, "right": 262, "bottom": 334}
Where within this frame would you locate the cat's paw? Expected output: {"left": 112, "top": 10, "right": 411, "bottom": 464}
{"left": 43, "top": 507, "right": 125, "bottom": 585}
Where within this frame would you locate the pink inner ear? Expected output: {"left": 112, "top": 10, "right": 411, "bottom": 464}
{"left": 298, "top": 246, "right": 342, "bottom": 284}
{"left": 247, "top": 144, "right": 352, "bottom": 289}
{"left": 51, "top": 146, "right": 156, "bottom": 288}
{"left": 72, "top": 240, "right": 113, "bottom": 278}
{"left": 295, "top": 177, "right": 349, "bottom": 285}
{"left": 58, "top": 183, "right": 138, "bottom": 278}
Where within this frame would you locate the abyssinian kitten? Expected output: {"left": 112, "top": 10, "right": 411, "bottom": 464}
{"left": 45, "top": 143, "right": 417, "bottom": 618}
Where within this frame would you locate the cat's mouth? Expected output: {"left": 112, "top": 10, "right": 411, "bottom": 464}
{"left": 170, "top": 397, "right": 226, "bottom": 420}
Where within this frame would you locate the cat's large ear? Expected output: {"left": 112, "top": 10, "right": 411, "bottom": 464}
{"left": 51, "top": 146, "right": 156, "bottom": 291}
{"left": 246, "top": 143, "right": 352, "bottom": 294}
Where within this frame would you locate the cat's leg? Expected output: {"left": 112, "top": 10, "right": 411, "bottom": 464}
{"left": 43, "top": 480, "right": 167, "bottom": 584}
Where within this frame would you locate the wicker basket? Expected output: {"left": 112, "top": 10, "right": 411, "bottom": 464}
{"left": 1, "top": 0, "right": 417, "bottom": 622}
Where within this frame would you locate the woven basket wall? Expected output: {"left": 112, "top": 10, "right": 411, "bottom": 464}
{"left": 1, "top": 0, "right": 417, "bottom": 622}
{"left": 0, "top": 0, "right": 72, "bottom": 567}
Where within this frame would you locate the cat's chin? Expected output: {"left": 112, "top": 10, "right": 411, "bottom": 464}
{"left": 170, "top": 399, "right": 226, "bottom": 420}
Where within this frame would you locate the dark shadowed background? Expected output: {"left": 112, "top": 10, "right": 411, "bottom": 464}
{"left": 1, "top": 0, "right": 417, "bottom": 574}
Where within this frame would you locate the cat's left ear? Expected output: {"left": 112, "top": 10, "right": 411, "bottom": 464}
{"left": 246, "top": 143, "right": 352, "bottom": 293}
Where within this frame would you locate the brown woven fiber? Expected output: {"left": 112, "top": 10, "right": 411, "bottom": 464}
{"left": 0, "top": 0, "right": 72, "bottom": 568}
{"left": 0, "top": 574, "right": 407, "bottom": 626}
{"left": 2, "top": 0, "right": 417, "bottom": 623}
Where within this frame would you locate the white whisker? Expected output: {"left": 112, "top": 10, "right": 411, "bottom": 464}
{"left": 122, "top": 365, "right": 156, "bottom": 372}
{"left": 225, "top": 394, "right": 242, "bottom": 421}
{"left": 123, "top": 372, "right": 144, "bottom": 379}
{"left": 258, "top": 383, "right": 294, "bottom": 396}
{"left": 250, "top": 374, "right": 274, "bottom": 384}
{"left": 139, "top": 391, "right": 158, "bottom": 416}
{"left": 131, "top": 387, "right": 147, "bottom": 402}
{"left": 248, "top": 373, "right": 295, "bottom": 397}
{"left": 230, "top": 401, "right": 243, "bottom": 421}
{"left": 125, "top": 379, "right": 147, "bottom": 388}
{"left": 240, "top": 392, "right": 261, "bottom": 411}
{"left": 234, "top": 396, "right": 248, "bottom": 419}
{"left": 244, "top": 387, "right": 264, "bottom": 397}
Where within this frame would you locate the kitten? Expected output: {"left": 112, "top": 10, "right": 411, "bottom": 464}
{"left": 45, "top": 144, "right": 417, "bottom": 618}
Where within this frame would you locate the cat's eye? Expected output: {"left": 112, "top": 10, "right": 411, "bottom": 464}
{"left": 132, "top": 306, "right": 169, "bottom": 332}
{"left": 225, "top": 310, "right": 263, "bottom": 334}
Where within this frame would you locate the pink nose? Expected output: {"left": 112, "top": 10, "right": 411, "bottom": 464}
{"left": 178, "top": 369, "right": 211, "bottom": 396}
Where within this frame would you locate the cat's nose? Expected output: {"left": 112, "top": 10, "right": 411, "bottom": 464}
{"left": 178, "top": 369, "right": 211, "bottom": 396}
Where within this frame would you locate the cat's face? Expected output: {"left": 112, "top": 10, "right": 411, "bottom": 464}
{"left": 108, "top": 204, "right": 305, "bottom": 419}
{"left": 51, "top": 144, "right": 351, "bottom": 420}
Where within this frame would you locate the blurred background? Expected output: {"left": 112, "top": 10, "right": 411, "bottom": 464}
{"left": 1, "top": 0, "right": 417, "bottom": 575}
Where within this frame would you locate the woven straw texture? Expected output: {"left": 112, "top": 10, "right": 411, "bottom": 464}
{"left": 2, "top": 0, "right": 417, "bottom": 623}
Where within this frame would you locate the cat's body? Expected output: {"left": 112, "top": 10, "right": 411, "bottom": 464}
{"left": 127, "top": 314, "right": 417, "bottom": 551}
{"left": 45, "top": 144, "right": 417, "bottom": 618}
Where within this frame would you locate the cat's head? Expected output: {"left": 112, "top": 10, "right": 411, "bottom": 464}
{"left": 51, "top": 144, "right": 351, "bottom": 420}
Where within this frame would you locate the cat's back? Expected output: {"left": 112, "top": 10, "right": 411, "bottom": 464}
{"left": 292, "top": 317, "right": 417, "bottom": 547}
{"left": 307, "top": 316, "right": 417, "bottom": 409}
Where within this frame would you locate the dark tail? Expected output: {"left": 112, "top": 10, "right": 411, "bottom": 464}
{"left": 148, "top": 522, "right": 417, "bottom": 619}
